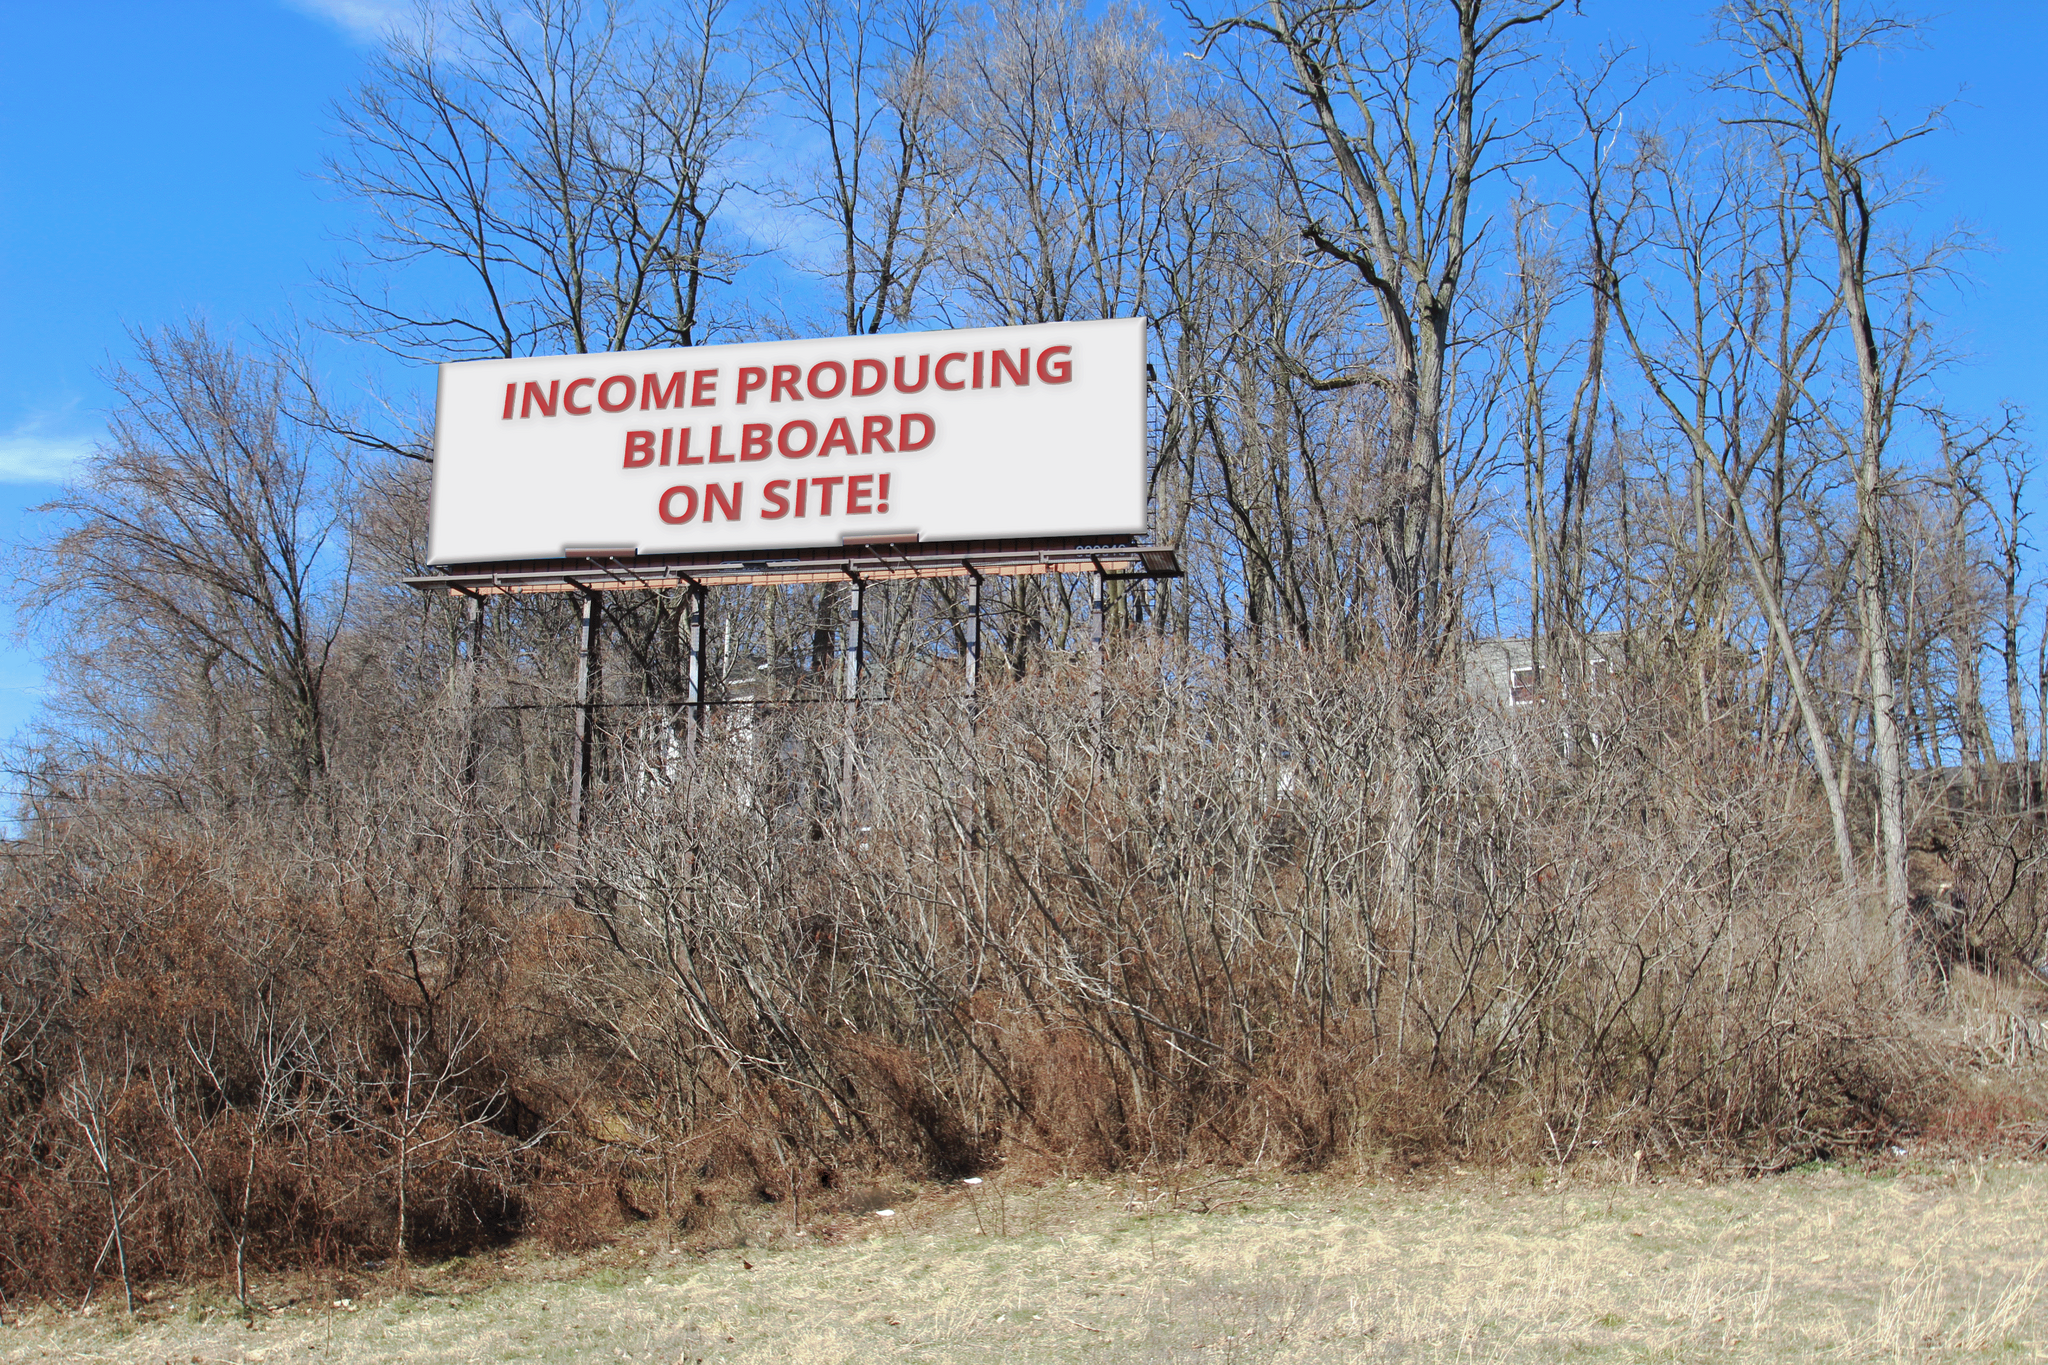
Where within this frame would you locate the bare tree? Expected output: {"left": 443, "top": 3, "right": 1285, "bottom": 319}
{"left": 1182, "top": 192, "right": 1383, "bottom": 651}
{"left": 769, "top": 0, "right": 959, "bottom": 336}
{"left": 152, "top": 998, "right": 315, "bottom": 1316}
{"left": 932, "top": 0, "right": 1219, "bottom": 671}
{"left": 63, "top": 1046, "right": 143, "bottom": 1316}
{"left": 1979, "top": 420, "right": 2035, "bottom": 773}
{"left": 1197, "top": 0, "right": 1566, "bottom": 932}
{"left": 1720, "top": 0, "right": 1949, "bottom": 984}
{"left": 22, "top": 323, "right": 352, "bottom": 805}
{"left": 1602, "top": 126, "right": 1859, "bottom": 883}
{"left": 945, "top": 0, "right": 1192, "bottom": 327}
{"left": 327, "top": 0, "right": 757, "bottom": 359}
{"left": 327, "top": 1011, "right": 507, "bottom": 1281}
{"left": 1200, "top": 0, "right": 1565, "bottom": 655}
{"left": 1524, "top": 59, "right": 1652, "bottom": 683}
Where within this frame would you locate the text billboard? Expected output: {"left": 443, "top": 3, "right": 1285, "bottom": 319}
{"left": 427, "top": 317, "right": 1146, "bottom": 565}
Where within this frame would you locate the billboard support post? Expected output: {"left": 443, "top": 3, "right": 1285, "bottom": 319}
{"left": 459, "top": 593, "right": 485, "bottom": 793}
{"left": 685, "top": 583, "right": 706, "bottom": 760}
{"left": 842, "top": 578, "right": 864, "bottom": 707}
{"left": 1091, "top": 569, "right": 1106, "bottom": 727}
{"left": 959, "top": 572, "right": 983, "bottom": 848}
{"left": 454, "top": 591, "right": 486, "bottom": 895}
{"left": 841, "top": 577, "right": 865, "bottom": 817}
{"left": 568, "top": 588, "right": 603, "bottom": 841}
{"left": 964, "top": 573, "right": 981, "bottom": 703}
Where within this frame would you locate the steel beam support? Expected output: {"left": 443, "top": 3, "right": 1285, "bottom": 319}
{"left": 453, "top": 592, "right": 486, "bottom": 896}
{"left": 404, "top": 538, "right": 1181, "bottom": 597}
{"left": 961, "top": 572, "right": 983, "bottom": 846}
{"left": 842, "top": 577, "right": 865, "bottom": 706}
{"left": 459, "top": 593, "right": 485, "bottom": 792}
{"left": 685, "top": 583, "right": 706, "bottom": 758}
{"left": 1091, "top": 568, "right": 1106, "bottom": 726}
{"left": 964, "top": 573, "right": 981, "bottom": 702}
{"left": 841, "top": 577, "right": 865, "bottom": 819}
{"left": 568, "top": 587, "right": 603, "bottom": 840}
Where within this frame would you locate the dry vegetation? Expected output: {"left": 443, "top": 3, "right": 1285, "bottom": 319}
{"left": 5, "top": 641, "right": 2048, "bottom": 1316}
{"left": 5, "top": 0, "right": 2048, "bottom": 1327}
{"left": 4, "top": 1158, "right": 2047, "bottom": 1362}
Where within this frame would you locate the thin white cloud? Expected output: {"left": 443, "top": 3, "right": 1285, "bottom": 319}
{"left": 0, "top": 425, "right": 92, "bottom": 486}
{"left": 282, "top": 0, "right": 417, "bottom": 43}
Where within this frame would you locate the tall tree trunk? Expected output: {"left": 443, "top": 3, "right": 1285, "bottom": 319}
{"left": 1725, "top": 0, "right": 1925, "bottom": 987}
{"left": 1839, "top": 205, "right": 1912, "bottom": 989}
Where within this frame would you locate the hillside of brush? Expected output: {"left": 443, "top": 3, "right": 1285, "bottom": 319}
{"left": 5, "top": 644, "right": 2047, "bottom": 1307}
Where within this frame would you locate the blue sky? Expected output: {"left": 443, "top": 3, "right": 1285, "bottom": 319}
{"left": 1, "top": 0, "right": 2043, "bottom": 740}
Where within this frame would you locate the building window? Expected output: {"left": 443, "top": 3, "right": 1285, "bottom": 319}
{"left": 1510, "top": 666, "right": 1540, "bottom": 705}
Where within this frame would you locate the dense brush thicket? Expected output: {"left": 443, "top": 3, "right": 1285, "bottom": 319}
{"left": 6, "top": 639, "right": 2039, "bottom": 1302}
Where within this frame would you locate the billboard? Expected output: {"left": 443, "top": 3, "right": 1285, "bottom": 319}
{"left": 426, "top": 317, "right": 1146, "bottom": 565}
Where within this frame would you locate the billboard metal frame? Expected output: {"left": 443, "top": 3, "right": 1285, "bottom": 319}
{"left": 403, "top": 533, "right": 1178, "bottom": 595}
{"left": 408, "top": 533, "right": 1180, "bottom": 837}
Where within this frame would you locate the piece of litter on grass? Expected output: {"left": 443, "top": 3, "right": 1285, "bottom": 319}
{"left": 877, "top": 1208, "right": 896, "bottom": 1217}
{"left": 962, "top": 1177, "right": 983, "bottom": 1185}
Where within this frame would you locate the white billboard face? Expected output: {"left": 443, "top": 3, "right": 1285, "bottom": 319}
{"left": 426, "top": 317, "right": 1147, "bottom": 564}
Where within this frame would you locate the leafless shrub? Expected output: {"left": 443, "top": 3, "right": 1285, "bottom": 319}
{"left": 551, "top": 643, "right": 1939, "bottom": 1185}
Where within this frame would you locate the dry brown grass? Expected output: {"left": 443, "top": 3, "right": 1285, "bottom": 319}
{"left": 5, "top": 1157, "right": 2044, "bottom": 1363}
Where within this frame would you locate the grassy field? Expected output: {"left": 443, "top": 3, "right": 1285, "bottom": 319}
{"left": 3, "top": 1158, "right": 2045, "bottom": 1363}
